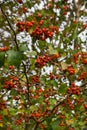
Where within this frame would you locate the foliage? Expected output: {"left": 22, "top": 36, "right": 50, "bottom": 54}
{"left": 0, "top": 0, "right": 87, "bottom": 130}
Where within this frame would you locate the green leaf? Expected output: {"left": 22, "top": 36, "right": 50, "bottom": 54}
{"left": 0, "top": 83, "right": 2, "bottom": 90}
{"left": 0, "top": 52, "right": 5, "bottom": 67}
{"left": 46, "top": 126, "right": 53, "bottom": 130}
{"left": 51, "top": 120, "right": 60, "bottom": 130}
{"left": 26, "top": 51, "right": 37, "bottom": 57}
{"left": 49, "top": 99, "right": 56, "bottom": 105}
{"left": 6, "top": 50, "right": 24, "bottom": 68}
{"left": 38, "top": 40, "right": 47, "bottom": 48}
{"left": 71, "top": 28, "right": 78, "bottom": 41}
{"left": 3, "top": 116, "right": 10, "bottom": 123}
{"left": 10, "top": 89, "right": 18, "bottom": 95}
{"left": 30, "top": 58, "right": 36, "bottom": 70}
{"left": 58, "top": 84, "right": 67, "bottom": 95}
{"left": 50, "top": 80, "right": 58, "bottom": 87}
{"left": 20, "top": 44, "right": 28, "bottom": 52}
{"left": 38, "top": 96, "right": 44, "bottom": 103}
{"left": 9, "top": 108, "right": 18, "bottom": 116}
{"left": 2, "top": 109, "right": 8, "bottom": 116}
{"left": 29, "top": 105, "right": 38, "bottom": 112}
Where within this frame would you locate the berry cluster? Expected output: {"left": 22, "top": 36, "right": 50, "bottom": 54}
{"left": 62, "top": 5, "right": 70, "bottom": 16}
{"left": 63, "top": 5, "right": 69, "bottom": 11}
{"left": 72, "top": 52, "right": 87, "bottom": 65}
{"left": 67, "top": 83, "right": 81, "bottom": 95}
{"left": 35, "top": 54, "right": 59, "bottom": 68}
{"left": 31, "top": 75, "right": 40, "bottom": 83}
{"left": 36, "top": 88, "right": 44, "bottom": 95}
{"left": 0, "top": 102, "right": 6, "bottom": 110}
{"left": 16, "top": 19, "right": 59, "bottom": 40}
{"left": 16, "top": 21, "right": 34, "bottom": 32}
{"left": 9, "top": 65, "right": 15, "bottom": 70}
{"left": 47, "top": 72, "right": 59, "bottom": 79}
{"left": 84, "top": 104, "right": 87, "bottom": 110}
{"left": 18, "top": 7, "right": 28, "bottom": 14}
{"left": 31, "top": 27, "right": 54, "bottom": 40}
{"left": 0, "top": 46, "right": 9, "bottom": 52}
{"left": 72, "top": 53, "right": 79, "bottom": 64}
{"left": 3, "top": 76, "right": 20, "bottom": 90}
{"left": 80, "top": 52, "right": 87, "bottom": 64}
{"left": 67, "top": 66, "right": 75, "bottom": 75}
{"left": 0, "top": 115, "right": 3, "bottom": 120}
{"left": 78, "top": 72, "right": 87, "bottom": 81}
{"left": 35, "top": 54, "right": 51, "bottom": 68}
{"left": 66, "top": 97, "right": 74, "bottom": 110}
{"left": 31, "top": 25, "right": 59, "bottom": 40}
{"left": 33, "top": 88, "right": 44, "bottom": 99}
{"left": 31, "top": 111, "right": 45, "bottom": 119}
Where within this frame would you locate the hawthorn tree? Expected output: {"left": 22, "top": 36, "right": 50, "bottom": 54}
{"left": 0, "top": 0, "right": 87, "bottom": 130}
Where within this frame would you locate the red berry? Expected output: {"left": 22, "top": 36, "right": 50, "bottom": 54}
{"left": 17, "top": 0, "right": 23, "bottom": 4}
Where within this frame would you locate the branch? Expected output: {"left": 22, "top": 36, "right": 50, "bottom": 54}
{"left": 73, "top": 0, "right": 80, "bottom": 21}
{"left": 80, "top": 81, "right": 87, "bottom": 88}
{"left": 0, "top": 4, "right": 19, "bottom": 50}
{"left": 22, "top": 61, "right": 30, "bottom": 105}
{"left": 39, "top": 94, "right": 71, "bottom": 124}
{"left": 0, "top": 3, "right": 31, "bottom": 107}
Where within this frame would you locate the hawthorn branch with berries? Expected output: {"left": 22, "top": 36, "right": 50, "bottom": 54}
{"left": 0, "top": 3, "right": 32, "bottom": 112}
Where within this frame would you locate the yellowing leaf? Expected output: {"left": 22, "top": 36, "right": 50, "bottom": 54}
{"left": 48, "top": 45, "right": 58, "bottom": 54}
{"left": 29, "top": 105, "right": 38, "bottom": 112}
{"left": 66, "top": 119, "right": 73, "bottom": 125}
{"left": 20, "top": 99, "right": 24, "bottom": 104}
{"left": 0, "top": 123, "right": 3, "bottom": 127}
{"left": 61, "top": 62, "right": 70, "bottom": 70}
{"left": 18, "top": 109, "right": 24, "bottom": 114}
{"left": 3, "top": 109, "right": 8, "bottom": 116}
{"left": 75, "top": 68, "right": 79, "bottom": 73}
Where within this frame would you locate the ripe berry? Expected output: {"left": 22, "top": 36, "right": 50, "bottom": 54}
{"left": 17, "top": 0, "right": 23, "bottom": 4}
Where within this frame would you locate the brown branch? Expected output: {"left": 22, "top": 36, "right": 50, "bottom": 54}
{"left": 0, "top": 3, "right": 31, "bottom": 106}
{"left": 80, "top": 81, "right": 87, "bottom": 88}
{"left": 0, "top": 4, "right": 19, "bottom": 50}
{"left": 73, "top": 0, "right": 80, "bottom": 21}
{"left": 22, "top": 61, "right": 30, "bottom": 105}
{"left": 39, "top": 94, "right": 71, "bottom": 124}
